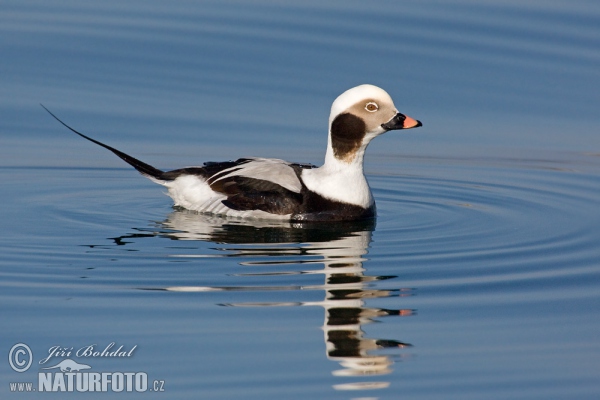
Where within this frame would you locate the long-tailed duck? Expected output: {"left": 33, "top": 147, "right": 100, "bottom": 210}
{"left": 44, "top": 84, "right": 421, "bottom": 221}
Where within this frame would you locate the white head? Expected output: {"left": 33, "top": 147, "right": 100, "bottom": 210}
{"left": 325, "top": 84, "right": 421, "bottom": 166}
{"left": 301, "top": 85, "right": 421, "bottom": 208}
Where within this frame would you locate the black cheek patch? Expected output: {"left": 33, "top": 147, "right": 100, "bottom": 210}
{"left": 330, "top": 113, "right": 366, "bottom": 161}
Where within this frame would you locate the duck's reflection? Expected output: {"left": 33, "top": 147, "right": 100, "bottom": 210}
{"left": 124, "top": 210, "right": 414, "bottom": 391}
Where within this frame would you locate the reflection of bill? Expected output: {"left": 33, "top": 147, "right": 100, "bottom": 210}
{"left": 128, "top": 210, "right": 414, "bottom": 390}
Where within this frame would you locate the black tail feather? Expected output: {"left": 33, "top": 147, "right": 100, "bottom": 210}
{"left": 41, "top": 105, "right": 165, "bottom": 180}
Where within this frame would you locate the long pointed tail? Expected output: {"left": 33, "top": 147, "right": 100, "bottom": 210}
{"left": 42, "top": 105, "right": 166, "bottom": 181}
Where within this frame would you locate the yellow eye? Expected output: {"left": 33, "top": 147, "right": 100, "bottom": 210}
{"left": 365, "top": 102, "right": 378, "bottom": 112}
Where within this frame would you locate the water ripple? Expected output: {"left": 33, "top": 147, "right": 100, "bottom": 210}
{"left": 1, "top": 147, "right": 598, "bottom": 397}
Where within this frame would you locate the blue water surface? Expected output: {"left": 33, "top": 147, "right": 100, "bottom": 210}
{"left": 1, "top": 1, "right": 599, "bottom": 399}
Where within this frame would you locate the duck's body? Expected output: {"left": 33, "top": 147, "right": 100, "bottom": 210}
{"left": 44, "top": 84, "right": 421, "bottom": 221}
{"left": 153, "top": 157, "right": 375, "bottom": 221}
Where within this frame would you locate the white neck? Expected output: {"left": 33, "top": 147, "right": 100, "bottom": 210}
{"left": 301, "top": 134, "right": 374, "bottom": 208}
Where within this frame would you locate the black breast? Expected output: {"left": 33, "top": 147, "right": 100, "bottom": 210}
{"left": 291, "top": 187, "right": 375, "bottom": 222}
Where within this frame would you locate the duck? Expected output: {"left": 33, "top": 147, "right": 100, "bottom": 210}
{"left": 43, "top": 84, "right": 421, "bottom": 221}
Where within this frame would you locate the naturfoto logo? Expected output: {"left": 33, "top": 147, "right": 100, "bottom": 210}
{"left": 8, "top": 342, "right": 165, "bottom": 393}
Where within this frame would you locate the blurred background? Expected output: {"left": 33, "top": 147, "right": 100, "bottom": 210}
{"left": 2, "top": 0, "right": 598, "bottom": 168}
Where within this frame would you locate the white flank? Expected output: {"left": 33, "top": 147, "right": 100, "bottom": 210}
{"left": 164, "top": 174, "right": 291, "bottom": 220}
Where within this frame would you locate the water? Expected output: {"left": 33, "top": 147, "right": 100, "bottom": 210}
{"left": 2, "top": 1, "right": 600, "bottom": 399}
